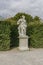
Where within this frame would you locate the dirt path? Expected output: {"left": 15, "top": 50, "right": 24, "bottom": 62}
{"left": 0, "top": 48, "right": 43, "bottom": 65}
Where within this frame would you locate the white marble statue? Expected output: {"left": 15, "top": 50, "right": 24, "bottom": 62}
{"left": 17, "top": 15, "right": 27, "bottom": 36}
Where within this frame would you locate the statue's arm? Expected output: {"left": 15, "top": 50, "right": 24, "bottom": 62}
{"left": 17, "top": 19, "right": 20, "bottom": 25}
{"left": 17, "top": 19, "right": 21, "bottom": 25}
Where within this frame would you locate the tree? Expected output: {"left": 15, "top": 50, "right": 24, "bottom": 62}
{"left": 13, "top": 13, "right": 33, "bottom": 24}
{"left": 34, "top": 16, "right": 40, "bottom": 21}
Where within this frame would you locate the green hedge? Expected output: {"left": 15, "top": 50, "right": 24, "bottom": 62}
{"left": 27, "top": 24, "right": 43, "bottom": 48}
{"left": 0, "top": 20, "right": 43, "bottom": 50}
{"left": 0, "top": 21, "right": 10, "bottom": 50}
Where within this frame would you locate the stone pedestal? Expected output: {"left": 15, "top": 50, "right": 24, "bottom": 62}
{"left": 18, "top": 36, "right": 29, "bottom": 51}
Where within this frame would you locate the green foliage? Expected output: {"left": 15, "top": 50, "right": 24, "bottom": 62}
{"left": 0, "top": 21, "right": 10, "bottom": 50}
{"left": 34, "top": 16, "right": 40, "bottom": 21}
{"left": 27, "top": 24, "right": 43, "bottom": 48}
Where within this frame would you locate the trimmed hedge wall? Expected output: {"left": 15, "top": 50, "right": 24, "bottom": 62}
{"left": 0, "top": 20, "right": 43, "bottom": 50}
{"left": 0, "top": 21, "right": 10, "bottom": 50}
{"left": 27, "top": 24, "right": 43, "bottom": 48}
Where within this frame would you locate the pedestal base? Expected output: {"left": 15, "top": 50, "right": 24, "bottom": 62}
{"left": 19, "top": 47, "right": 29, "bottom": 51}
{"left": 18, "top": 36, "right": 29, "bottom": 51}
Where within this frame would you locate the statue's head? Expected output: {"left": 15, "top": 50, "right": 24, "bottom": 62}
{"left": 22, "top": 15, "right": 25, "bottom": 19}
